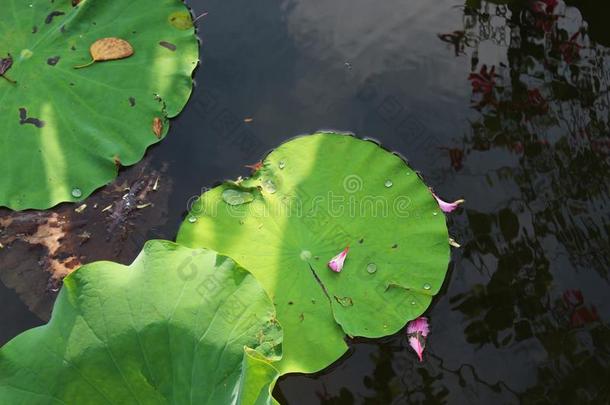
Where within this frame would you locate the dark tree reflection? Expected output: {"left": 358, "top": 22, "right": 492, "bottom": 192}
{"left": 439, "top": 0, "right": 610, "bottom": 402}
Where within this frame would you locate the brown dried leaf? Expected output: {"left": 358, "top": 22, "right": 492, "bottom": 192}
{"left": 152, "top": 117, "right": 163, "bottom": 138}
{"left": 90, "top": 37, "right": 134, "bottom": 62}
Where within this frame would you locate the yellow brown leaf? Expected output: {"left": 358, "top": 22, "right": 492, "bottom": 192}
{"left": 152, "top": 117, "right": 163, "bottom": 138}
{"left": 91, "top": 37, "right": 134, "bottom": 61}
{"left": 74, "top": 37, "right": 134, "bottom": 69}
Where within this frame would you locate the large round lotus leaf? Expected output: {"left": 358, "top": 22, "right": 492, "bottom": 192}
{"left": 0, "top": 0, "right": 198, "bottom": 210}
{"left": 177, "top": 132, "right": 450, "bottom": 374}
{"left": 0, "top": 240, "right": 282, "bottom": 404}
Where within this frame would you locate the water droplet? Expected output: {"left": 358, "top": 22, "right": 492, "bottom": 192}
{"left": 222, "top": 189, "right": 254, "bottom": 205}
{"left": 423, "top": 283, "right": 431, "bottom": 290}
{"left": 262, "top": 179, "right": 277, "bottom": 194}
{"left": 71, "top": 188, "right": 82, "bottom": 198}
{"left": 300, "top": 250, "right": 312, "bottom": 261}
{"left": 278, "top": 160, "right": 286, "bottom": 169}
{"left": 384, "top": 180, "right": 393, "bottom": 188}
{"left": 410, "top": 300, "right": 417, "bottom": 305}
{"left": 433, "top": 212, "right": 438, "bottom": 216}
{"left": 366, "top": 263, "right": 377, "bottom": 274}
{"left": 188, "top": 215, "right": 197, "bottom": 223}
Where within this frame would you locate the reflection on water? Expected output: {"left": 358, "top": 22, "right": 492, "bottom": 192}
{"left": 1, "top": 0, "right": 609, "bottom": 403}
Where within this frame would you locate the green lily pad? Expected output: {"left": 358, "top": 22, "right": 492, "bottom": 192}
{"left": 177, "top": 132, "right": 450, "bottom": 374}
{"left": 0, "top": 240, "right": 282, "bottom": 404}
{"left": 0, "top": 0, "right": 198, "bottom": 210}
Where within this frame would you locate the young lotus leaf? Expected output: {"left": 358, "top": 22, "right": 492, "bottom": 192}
{"left": 0, "top": 0, "right": 198, "bottom": 210}
{"left": 0, "top": 240, "right": 282, "bottom": 404}
{"left": 177, "top": 132, "right": 450, "bottom": 374}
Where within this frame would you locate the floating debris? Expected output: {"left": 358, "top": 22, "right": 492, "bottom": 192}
{"left": 431, "top": 190, "right": 465, "bottom": 213}
{"left": 448, "top": 238, "right": 461, "bottom": 248}
{"left": 74, "top": 204, "right": 87, "bottom": 213}
{"left": 407, "top": 317, "right": 429, "bottom": 362}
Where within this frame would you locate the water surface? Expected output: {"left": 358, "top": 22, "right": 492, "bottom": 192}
{"left": 2, "top": 0, "right": 609, "bottom": 403}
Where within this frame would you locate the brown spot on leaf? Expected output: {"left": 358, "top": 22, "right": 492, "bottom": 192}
{"left": 159, "top": 41, "right": 177, "bottom": 51}
{"left": 45, "top": 11, "right": 65, "bottom": 24}
{"left": 72, "top": 0, "right": 82, "bottom": 5}
{"left": 152, "top": 117, "right": 163, "bottom": 138}
{"left": 19, "top": 108, "right": 45, "bottom": 128}
{"left": 47, "top": 56, "right": 60, "bottom": 66}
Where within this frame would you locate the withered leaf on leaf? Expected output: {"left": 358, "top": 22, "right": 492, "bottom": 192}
{"left": 74, "top": 37, "right": 134, "bottom": 69}
{"left": 0, "top": 54, "right": 16, "bottom": 84}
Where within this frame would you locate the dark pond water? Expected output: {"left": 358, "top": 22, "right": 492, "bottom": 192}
{"left": 2, "top": 0, "right": 610, "bottom": 403}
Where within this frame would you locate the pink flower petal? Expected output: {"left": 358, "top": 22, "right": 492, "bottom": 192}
{"left": 407, "top": 317, "right": 429, "bottom": 362}
{"left": 432, "top": 192, "right": 465, "bottom": 213}
{"left": 328, "top": 246, "right": 349, "bottom": 273}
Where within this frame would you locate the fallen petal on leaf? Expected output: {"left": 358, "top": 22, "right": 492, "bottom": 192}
{"left": 432, "top": 191, "right": 464, "bottom": 213}
{"left": 407, "top": 317, "right": 429, "bottom": 362}
{"left": 328, "top": 246, "right": 349, "bottom": 273}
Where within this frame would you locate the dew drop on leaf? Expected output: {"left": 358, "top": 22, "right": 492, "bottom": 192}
{"left": 262, "top": 179, "right": 277, "bottom": 194}
{"left": 222, "top": 189, "right": 254, "bottom": 206}
{"left": 299, "top": 250, "right": 312, "bottom": 261}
